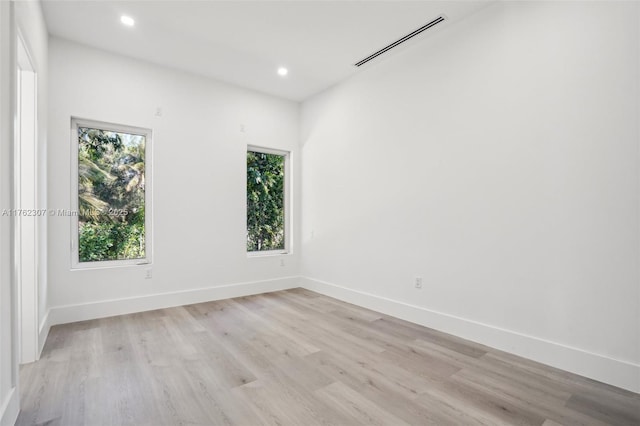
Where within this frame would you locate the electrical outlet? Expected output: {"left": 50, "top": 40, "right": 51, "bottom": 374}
{"left": 145, "top": 268, "right": 152, "bottom": 279}
{"left": 280, "top": 259, "right": 285, "bottom": 267}
{"left": 415, "top": 277, "right": 423, "bottom": 289}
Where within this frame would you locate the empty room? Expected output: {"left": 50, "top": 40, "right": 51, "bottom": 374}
{"left": 0, "top": 0, "right": 639, "bottom": 425}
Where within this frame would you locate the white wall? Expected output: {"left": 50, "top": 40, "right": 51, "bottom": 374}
{"left": 48, "top": 39, "right": 300, "bottom": 324}
{"left": 301, "top": 1, "right": 640, "bottom": 392}
{"left": 0, "top": 3, "right": 18, "bottom": 424}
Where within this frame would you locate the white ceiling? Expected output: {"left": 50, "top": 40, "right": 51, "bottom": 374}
{"left": 42, "top": 0, "right": 492, "bottom": 101}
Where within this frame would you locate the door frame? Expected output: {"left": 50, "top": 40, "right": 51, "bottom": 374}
{"left": 14, "top": 29, "right": 39, "bottom": 364}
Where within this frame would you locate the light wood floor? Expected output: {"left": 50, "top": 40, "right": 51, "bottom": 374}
{"left": 17, "top": 288, "right": 640, "bottom": 426}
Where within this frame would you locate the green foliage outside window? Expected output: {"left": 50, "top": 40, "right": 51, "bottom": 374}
{"left": 78, "top": 127, "right": 146, "bottom": 262}
{"left": 247, "top": 151, "right": 285, "bottom": 251}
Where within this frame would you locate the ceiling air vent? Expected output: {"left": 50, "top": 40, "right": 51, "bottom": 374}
{"left": 354, "top": 16, "right": 446, "bottom": 67}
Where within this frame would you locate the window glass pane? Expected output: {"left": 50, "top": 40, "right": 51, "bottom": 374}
{"left": 78, "top": 127, "right": 146, "bottom": 262}
{"left": 247, "top": 150, "right": 285, "bottom": 251}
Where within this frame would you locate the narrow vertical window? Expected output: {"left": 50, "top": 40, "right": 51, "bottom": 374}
{"left": 71, "top": 118, "right": 152, "bottom": 268}
{"left": 247, "top": 147, "right": 289, "bottom": 254}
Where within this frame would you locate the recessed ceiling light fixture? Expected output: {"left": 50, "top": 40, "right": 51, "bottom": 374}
{"left": 120, "top": 15, "right": 135, "bottom": 27}
{"left": 277, "top": 67, "right": 288, "bottom": 77}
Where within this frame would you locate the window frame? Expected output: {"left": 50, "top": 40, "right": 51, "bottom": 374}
{"left": 246, "top": 145, "right": 291, "bottom": 257}
{"left": 70, "top": 117, "right": 153, "bottom": 269}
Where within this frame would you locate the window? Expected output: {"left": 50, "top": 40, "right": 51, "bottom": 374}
{"left": 247, "top": 146, "right": 290, "bottom": 254}
{"left": 71, "top": 118, "right": 152, "bottom": 268}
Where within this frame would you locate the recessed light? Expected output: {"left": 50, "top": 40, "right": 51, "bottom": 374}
{"left": 120, "top": 15, "right": 135, "bottom": 27}
{"left": 277, "top": 67, "right": 288, "bottom": 77}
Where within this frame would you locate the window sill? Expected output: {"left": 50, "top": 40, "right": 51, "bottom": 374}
{"left": 71, "top": 260, "right": 151, "bottom": 271}
{"left": 247, "top": 250, "right": 289, "bottom": 258}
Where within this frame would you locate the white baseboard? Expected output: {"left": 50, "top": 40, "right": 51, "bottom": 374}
{"left": 48, "top": 276, "right": 300, "bottom": 327}
{"left": 0, "top": 387, "right": 18, "bottom": 426}
{"left": 301, "top": 276, "right": 640, "bottom": 394}
{"left": 38, "top": 309, "right": 51, "bottom": 359}
{"left": 42, "top": 275, "right": 640, "bottom": 393}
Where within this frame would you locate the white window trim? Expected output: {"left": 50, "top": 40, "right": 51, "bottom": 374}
{"left": 70, "top": 117, "right": 153, "bottom": 269}
{"left": 246, "top": 145, "right": 291, "bottom": 257}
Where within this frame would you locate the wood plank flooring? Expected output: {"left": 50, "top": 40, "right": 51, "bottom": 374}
{"left": 17, "top": 289, "right": 640, "bottom": 426}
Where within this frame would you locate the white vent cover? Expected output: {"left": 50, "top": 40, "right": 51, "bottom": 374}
{"left": 354, "top": 16, "right": 446, "bottom": 67}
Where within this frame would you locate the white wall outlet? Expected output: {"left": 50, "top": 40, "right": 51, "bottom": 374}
{"left": 145, "top": 268, "right": 152, "bottom": 279}
{"left": 415, "top": 277, "right": 423, "bottom": 289}
{"left": 280, "top": 259, "right": 285, "bottom": 267}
